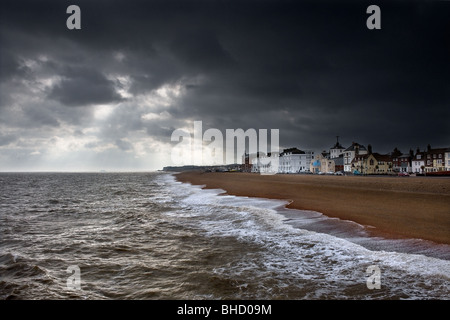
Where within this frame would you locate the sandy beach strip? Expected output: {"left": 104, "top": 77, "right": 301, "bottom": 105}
{"left": 175, "top": 171, "right": 450, "bottom": 245}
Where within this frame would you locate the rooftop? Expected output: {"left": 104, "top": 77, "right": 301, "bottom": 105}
{"left": 330, "top": 141, "right": 345, "bottom": 150}
{"left": 352, "top": 152, "right": 392, "bottom": 163}
{"left": 428, "top": 147, "right": 450, "bottom": 154}
{"left": 280, "top": 147, "right": 305, "bottom": 156}
{"left": 330, "top": 136, "right": 345, "bottom": 150}
{"left": 344, "top": 142, "right": 367, "bottom": 152}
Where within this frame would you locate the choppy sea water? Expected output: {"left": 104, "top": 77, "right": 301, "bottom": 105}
{"left": 0, "top": 172, "right": 448, "bottom": 299}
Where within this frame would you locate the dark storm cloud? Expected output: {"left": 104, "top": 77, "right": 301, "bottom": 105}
{"left": 0, "top": 0, "right": 449, "bottom": 167}
{"left": 48, "top": 67, "right": 123, "bottom": 107}
{"left": 0, "top": 50, "right": 24, "bottom": 83}
{"left": 168, "top": 28, "right": 237, "bottom": 71}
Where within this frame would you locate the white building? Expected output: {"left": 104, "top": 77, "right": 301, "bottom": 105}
{"left": 397, "top": 154, "right": 412, "bottom": 173}
{"left": 343, "top": 142, "right": 368, "bottom": 173}
{"left": 411, "top": 149, "right": 426, "bottom": 173}
{"left": 446, "top": 149, "right": 450, "bottom": 171}
{"left": 278, "top": 148, "right": 314, "bottom": 173}
{"left": 329, "top": 136, "right": 346, "bottom": 159}
{"left": 251, "top": 148, "right": 314, "bottom": 174}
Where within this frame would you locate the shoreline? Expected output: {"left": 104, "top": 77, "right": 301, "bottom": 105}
{"left": 174, "top": 171, "right": 450, "bottom": 245}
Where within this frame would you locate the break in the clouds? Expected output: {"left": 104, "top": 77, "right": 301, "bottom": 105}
{"left": 0, "top": 0, "right": 449, "bottom": 171}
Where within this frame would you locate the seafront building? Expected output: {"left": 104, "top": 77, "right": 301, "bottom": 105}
{"left": 424, "top": 145, "right": 448, "bottom": 172}
{"left": 412, "top": 149, "right": 427, "bottom": 174}
{"left": 329, "top": 136, "right": 346, "bottom": 159}
{"left": 278, "top": 148, "right": 314, "bottom": 173}
{"left": 244, "top": 141, "right": 449, "bottom": 175}
{"left": 250, "top": 148, "right": 314, "bottom": 174}
{"left": 343, "top": 142, "right": 368, "bottom": 173}
{"left": 310, "top": 153, "right": 335, "bottom": 174}
{"left": 310, "top": 137, "right": 346, "bottom": 173}
{"left": 352, "top": 153, "right": 393, "bottom": 175}
{"left": 446, "top": 149, "right": 450, "bottom": 171}
{"left": 333, "top": 155, "right": 344, "bottom": 172}
{"left": 410, "top": 145, "right": 450, "bottom": 173}
{"left": 394, "top": 154, "right": 412, "bottom": 173}
{"left": 391, "top": 148, "right": 413, "bottom": 173}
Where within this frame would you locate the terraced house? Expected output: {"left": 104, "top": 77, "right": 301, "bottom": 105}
{"left": 411, "top": 146, "right": 449, "bottom": 173}
{"left": 343, "top": 142, "right": 368, "bottom": 173}
{"left": 391, "top": 148, "right": 413, "bottom": 173}
{"left": 412, "top": 149, "right": 426, "bottom": 173}
{"left": 424, "top": 145, "right": 448, "bottom": 173}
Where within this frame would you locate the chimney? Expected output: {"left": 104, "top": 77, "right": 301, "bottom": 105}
{"left": 368, "top": 144, "right": 373, "bottom": 154}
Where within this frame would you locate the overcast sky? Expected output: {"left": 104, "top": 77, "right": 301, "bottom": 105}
{"left": 0, "top": 0, "right": 449, "bottom": 171}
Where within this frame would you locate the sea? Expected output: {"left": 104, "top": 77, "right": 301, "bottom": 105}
{"left": 0, "top": 171, "right": 448, "bottom": 300}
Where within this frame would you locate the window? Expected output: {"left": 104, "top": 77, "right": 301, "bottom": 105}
{"left": 370, "top": 159, "right": 374, "bottom": 165}
{"left": 417, "top": 155, "right": 421, "bottom": 160}
{"left": 438, "top": 154, "right": 442, "bottom": 158}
